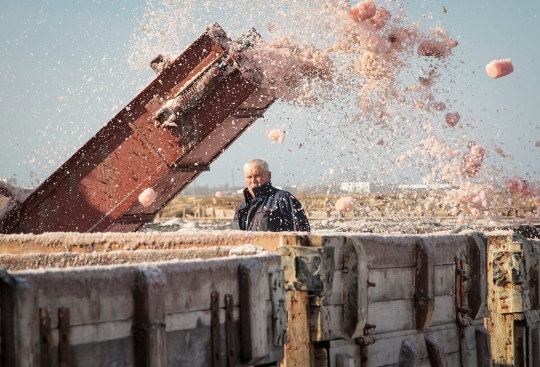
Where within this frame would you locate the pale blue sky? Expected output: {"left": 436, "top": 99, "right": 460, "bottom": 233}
{"left": 1, "top": 0, "right": 538, "bottom": 190}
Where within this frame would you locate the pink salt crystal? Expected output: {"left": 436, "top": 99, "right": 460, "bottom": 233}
{"left": 369, "top": 7, "right": 391, "bottom": 29}
{"left": 268, "top": 129, "right": 285, "bottom": 144}
{"left": 377, "top": 139, "right": 384, "bottom": 145}
{"left": 457, "top": 215, "right": 465, "bottom": 225}
{"left": 524, "top": 212, "right": 536, "bottom": 225}
{"left": 349, "top": 0, "right": 377, "bottom": 22}
{"left": 449, "top": 207, "right": 459, "bottom": 216}
{"left": 138, "top": 188, "right": 157, "bottom": 207}
{"left": 494, "top": 147, "right": 504, "bottom": 155}
{"left": 445, "top": 112, "right": 460, "bottom": 127}
{"left": 433, "top": 102, "right": 446, "bottom": 111}
{"left": 215, "top": 191, "right": 224, "bottom": 199}
{"left": 470, "top": 208, "right": 479, "bottom": 216}
{"left": 506, "top": 176, "right": 535, "bottom": 197}
{"left": 461, "top": 142, "right": 485, "bottom": 178}
{"left": 513, "top": 220, "right": 520, "bottom": 229}
{"left": 398, "top": 155, "right": 407, "bottom": 162}
{"left": 87, "top": 77, "right": 94, "bottom": 82}
{"left": 58, "top": 96, "right": 65, "bottom": 102}
{"left": 417, "top": 39, "right": 457, "bottom": 57}
{"left": 335, "top": 197, "right": 355, "bottom": 212}
{"left": 534, "top": 196, "right": 540, "bottom": 209}
{"left": 485, "top": 59, "right": 514, "bottom": 79}
{"left": 536, "top": 140, "right": 540, "bottom": 147}
{"left": 424, "top": 201, "right": 434, "bottom": 211}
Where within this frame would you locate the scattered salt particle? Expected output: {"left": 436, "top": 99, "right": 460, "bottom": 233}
{"left": 535, "top": 140, "right": 540, "bottom": 147}
{"left": 449, "top": 207, "right": 458, "bottom": 216}
{"left": 445, "top": 112, "right": 460, "bottom": 127}
{"left": 268, "top": 129, "right": 285, "bottom": 144}
{"left": 433, "top": 102, "right": 446, "bottom": 111}
{"left": 58, "top": 96, "right": 65, "bottom": 102}
{"left": 398, "top": 155, "right": 407, "bottom": 162}
{"left": 470, "top": 208, "right": 479, "bottom": 216}
{"left": 138, "top": 188, "right": 157, "bottom": 207}
{"left": 87, "top": 77, "right": 94, "bottom": 82}
{"left": 512, "top": 220, "right": 520, "bottom": 229}
{"left": 457, "top": 215, "right": 465, "bottom": 225}
{"left": 335, "top": 196, "right": 355, "bottom": 212}
{"left": 369, "top": 7, "right": 391, "bottom": 29}
{"left": 486, "top": 59, "right": 514, "bottom": 79}
{"left": 506, "top": 176, "right": 535, "bottom": 197}
{"left": 534, "top": 196, "right": 540, "bottom": 209}
{"left": 349, "top": 0, "right": 377, "bottom": 22}
{"left": 215, "top": 191, "right": 224, "bottom": 199}
{"left": 377, "top": 139, "right": 384, "bottom": 145}
{"left": 524, "top": 212, "right": 536, "bottom": 225}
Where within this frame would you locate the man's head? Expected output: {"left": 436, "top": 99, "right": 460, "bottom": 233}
{"left": 244, "top": 159, "right": 271, "bottom": 190}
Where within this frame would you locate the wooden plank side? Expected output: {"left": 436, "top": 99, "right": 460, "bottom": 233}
{"left": 358, "top": 235, "right": 418, "bottom": 269}
{"left": 311, "top": 304, "right": 343, "bottom": 342}
{"left": 16, "top": 267, "right": 135, "bottom": 328}
{"left": 70, "top": 337, "right": 134, "bottom": 367}
{"left": 13, "top": 278, "right": 40, "bottom": 367}
{"left": 329, "top": 339, "right": 360, "bottom": 367}
{"left": 160, "top": 254, "right": 279, "bottom": 314}
{"left": 342, "top": 237, "right": 368, "bottom": 339}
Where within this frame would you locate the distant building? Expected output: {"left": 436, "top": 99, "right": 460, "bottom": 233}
{"left": 340, "top": 181, "right": 372, "bottom": 193}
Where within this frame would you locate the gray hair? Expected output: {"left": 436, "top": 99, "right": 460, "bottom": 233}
{"left": 244, "top": 159, "right": 269, "bottom": 173}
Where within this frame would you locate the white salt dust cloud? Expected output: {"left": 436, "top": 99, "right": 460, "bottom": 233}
{"left": 127, "top": 0, "right": 536, "bottom": 222}
{"left": 138, "top": 188, "right": 157, "bottom": 207}
{"left": 335, "top": 196, "right": 355, "bottom": 211}
{"left": 267, "top": 129, "right": 285, "bottom": 144}
{"left": 486, "top": 59, "right": 514, "bottom": 79}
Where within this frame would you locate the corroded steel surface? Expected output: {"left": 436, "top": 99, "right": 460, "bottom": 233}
{"left": 1, "top": 23, "right": 274, "bottom": 234}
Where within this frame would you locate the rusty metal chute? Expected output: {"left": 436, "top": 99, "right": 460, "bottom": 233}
{"left": 1, "top": 23, "right": 274, "bottom": 234}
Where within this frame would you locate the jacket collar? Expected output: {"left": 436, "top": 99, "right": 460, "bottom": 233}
{"left": 251, "top": 182, "right": 276, "bottom": 198}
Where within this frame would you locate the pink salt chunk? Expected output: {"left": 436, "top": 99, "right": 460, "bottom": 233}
{"left": 457, "top": 215, "right": 465, "bottom": 225}
{"left": 349, "top": 0, "right": 377, "bottom": 22}
{"left": 138, "top": 188, "right": 157, "bottom": 207}
{"left": 268, "top": 129, "right": 285, "bottom": 144}
{"left": 524, "top": 212, "right": 536, "bottom": 225}
{"left": 486, "top": 59, "right": 514, "bottom": 79}
{"left": 461, "top": 142, "right": 485, "bottom": 178}
{"left": 417, "top": 39, "right": 457, "bottom": 57}
{"left": 369, "top": 7, "right": 391, "bottom": 29}
{"left": 534, "top": 196, "right": 540, "bottom": 209}
{"left": 335, "top": 196, "right": 355, "bottom": 212}
{"left": 506, "top": 176, "right": 535, "bottom": 197}
{"left": 215, "top": 191, "right": 224, "bottom": 199}
{"left": 445, "top": 112, "right": 460, "bottom": 127}
{"left": 535, "top": 140, "right": 540, "bottom": 147}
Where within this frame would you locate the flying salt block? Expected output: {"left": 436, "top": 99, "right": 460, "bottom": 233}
{"left": 335, "top": 196, "right": 355, "bottom": 212}
{"left": 506, "top": 176, "right": 535, "bottom": 197}
{"left": 138, "top": 188, "right": 157, "bottom": 207}
{"left": 524, "top": 212, "right": 536, "bottom": 225}
{"left": 485, "top": 59, "right": 514, "bottom": 79}
{"left": 369, "top": 7, "right": 391, "bottom": 29}
{"left": 445, "top": 112, "right": 460, "bottom": 127}
{"left": 461, "top": 142, "right": 485, "bottom": 178}
{"left": 457, "top": 215, "right": 465, "bottom": 225}
{"left": 349, "top": 0, "right": 377, "bottom": 22}
{"left": 268, "top": 129, "right": 285, "bottom": 144}
{"left": 215, "top": 191, "right": 224, "bottom": 199}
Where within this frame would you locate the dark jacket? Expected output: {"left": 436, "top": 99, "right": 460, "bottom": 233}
{"left": 232, "top": 182, "right": 310, "bottom": 232}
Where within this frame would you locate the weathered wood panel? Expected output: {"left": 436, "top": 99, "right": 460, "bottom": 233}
{"left": 342, "top": 237, "right": 368, "bottom": 339}
{"left": 284, "top": 290, "right": 312, "bottom": 366}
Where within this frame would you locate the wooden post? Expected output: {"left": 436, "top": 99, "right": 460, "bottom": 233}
{"left": 0, "top": 271, "right": 16, "bottom": 367}
{"left": 415, "top": 239, "right": 435, "bottom": 330}
{"left": 475, "top": 326, "right": 492, "bottom": 367}
{"left": 13, "top": 278, "right": 40, "bottom": 367}
{"left": 58, "top": 308, "right": 71, "bottom": 367}
{"left": 39, "top": 308, "right": 51, "bottom": 367}
{"left": 133, "top": 267, "right": 167, "bottom": 367}
{"left": 342, "top": 237, "right": 367, "bottom": 339}
{"left": 238, "top": 261, "right": 269, "bottom": 364}
{"left": 283, "top": 290, "right": 312, "bottom": 367}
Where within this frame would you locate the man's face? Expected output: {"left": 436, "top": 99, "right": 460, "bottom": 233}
{"left": 244, "top": 165, "right": 271, "bottom": 189}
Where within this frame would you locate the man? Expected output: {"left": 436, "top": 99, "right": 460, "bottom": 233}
{"left": 232, "top": 159, "right": 310, "bottom": 232}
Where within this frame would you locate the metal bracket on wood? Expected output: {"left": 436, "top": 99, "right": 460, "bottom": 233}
{"left": 269, "top": 270, "right": 287, "bottom": 346}
{"left": 171, "top": 164, "right": 210, "bottom": 172}
{"left": 224, "top": 294, "right": 237, "bottom": 367}
{"left": 277, "top": 245, "right": 335, "bottom": 296}
{"left": 414, "top": 239, "right": 435, "bottom": 330}
{"left": 39, "top": 308, "right": 52, "bottom": 367}
{"left": 211, "top": 291, "right": 221, "bottom": 367}
{"left": 58, "top": 308, "right": 71, "bottom": 367}
{"left": 456, "top": 258, "right": 473, "bottom": 327}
